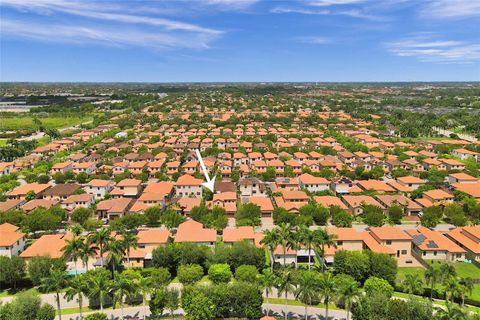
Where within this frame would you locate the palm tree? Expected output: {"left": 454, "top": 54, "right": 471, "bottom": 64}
{"left": 64, "top": 275, "right": 88, "bottom": 320}
{"left": 276, "top": 223, "right": 296, "bottom": 267}
{"left": 458, "top": 277, "right": 474, "bottom": 306}
{"left": 403, "top": 273, "right": 423, "bottom": 296}
{"left": 62, "top": 235, "right": 85, "bottom": 276}
{"left": 434, "top": 301, "right": 468, "bottom": 320}
{"left": 258, "top": 268, "right": 276, "bottom": 316}
{"left": 294, "top": 271, "right": 319, "bottom": 320}
{"left": 439, "top": 263, "right": 457, "bottom": 283}
{"left": 70, "top": 224, "right": 83, "bottom": 237}
{"left": 136, "top": 275, "right": 152, "bottom": 319}
{"left": 78, "top": 241, "right": 97, "bottom": 272}
{"left": 107, "top": 238, "right": 126, "bottom": 276}
{"left": 314, "top": 228, "right": 337, "bottom": 272}
{"left": 337, "top": 279, "right": 361, "bottom": 320}
{"left": 424, "top": 265, "right": 440, "bottom": 301}
{"left": 121, "top": 231, "right": 138, "bottom": 267}
{"left": 297, "top": 226, "right": 316, "bottom": 270}
{"left": 318, "top": 272, "right": 337, "bottom": 320}
{"left": 111, "top": 272, "right": 136, "bottom": 320}
{"left": 88, "top": 228, "right": 112, "bottom": 267}
{"left": 275, "top": 269, "right": 295, "bottom": 320}
{"left": 261, "top": 229, "right": 280, "bottom": 272}
{"left": 87, "top": 269, "right": 112, "bottom": 313}
{"left": 444, "top": 277, "right": 461, "bottom": 303}
{"left": 40, "top": 269, "right": 68, "bottom": 320}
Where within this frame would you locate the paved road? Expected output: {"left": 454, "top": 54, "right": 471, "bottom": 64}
{"left": 60, "top": 303, "right": 348, "bottom": 320}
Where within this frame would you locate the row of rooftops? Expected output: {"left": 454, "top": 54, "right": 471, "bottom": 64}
{"left": 11, "top": 221, "right": 479, "bottom": 262}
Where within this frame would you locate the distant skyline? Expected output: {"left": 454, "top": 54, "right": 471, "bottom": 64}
{"left": 1, "top": 0, "right": 479, "bottom": 82}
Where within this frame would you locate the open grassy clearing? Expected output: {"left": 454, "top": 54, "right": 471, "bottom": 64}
{"left": 0, "top": 116, "right": 91, "bottom": 131}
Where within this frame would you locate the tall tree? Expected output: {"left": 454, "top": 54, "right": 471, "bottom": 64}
{"left": 314, "top": 228, "right": 337, "bottom": 272}
{"left": 424, "top": 265, "right": 440, "bottom": 301}
{"left": 297, "top": 226, "right": 317, "bottom": 270}
{"left": 276, "top": 223, "right": 296, "bottom": 267}
{"left": 86, "top": 269, "right": 112, "bottom": 313}
{"left": 275, "top": 269, "right": 295, "bottom": 320}
{"left": 40, "top": 269, "right": 68, "bottom": 320}
{"left": 337, "top": 278, "right": 361, "bottom": 320}
{"left": 260, "top": 229, "right": 280, "bottom": 272}
{"left": 78, "top": 241, "right": 97, "bottom": 272}
{"left": 107, "top": 239, "right": 125, "bottom": 275}
{"left": 136, "top": 275, "right": 152, "bottom": 319}
{"left": 294, "top": 271, "right": 319, "bottom": 320}
{"left": 318, "top": 272, "right": 337, "bottom": 320}
{"left": 258, "top": 268, "right": 276, "bottom": 316}
{"left": 62, "top": 235, "right": 85, "bottom": 276}
{"left": 64, "top": 275, "right": 88, "bottom": 320}
{"left": 458, "top": 277, "right": 474, "bottom": 306}
{"left": 120, "top": 231, "right": 138, "bottom": 267}
{"left": 88, "top": 229, "right": 112, "bottom": 267}
{"left": 111, "top": 272, "right": 136, "bottom": 320}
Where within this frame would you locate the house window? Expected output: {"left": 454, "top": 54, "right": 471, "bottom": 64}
{"left": 434, "top": 251, "right": 437, "bottom": 256}
{"left": 386, "top": 240, "right": 392, "bottom": 245}
{"left": 401, "top": 250, "right": 407, "bottom": 255}
{"left": 337, "top": 241, "right": 343, "bottom": 246}
{"left": 423, "top": 252, "right": 426, "bottom": 256}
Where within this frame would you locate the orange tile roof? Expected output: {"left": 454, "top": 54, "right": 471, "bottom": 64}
{"left": 117, "top": 179, "right": 142, "bottom": 187}
{"left": 447, "top": 227, "right": 480, "bottom": 254}
{"left": 137, "top": 229, "right": 170, "bottom": 244}
{"left": 223, "top": 226, "right": 256, "bottom": 243}
{"left": 313, "top": 196, "right": 348, "bottom": 210}
{"left": 175, "top": 174, "right": 203, "bottom": 186}
{"left": 175, "top": 220, "right": 216, "bottom": 243}
{"left": 423, "top": 189, "right": 453, "bottom": 200}
{"left": 327, "top": 227, "right": 363, "bottom": 241}
{"left": 20, "top": 234, "right": 72, "bottom": 259}
{"left": 245, "top": 197, "right": 274, "bottom": 212}
{"left": 7, "top": 183, "right": 50, "bottom": 196}
{"left": 357, "top": 180, "right": 395, "bottom": 192}
{"left": 298, "top": 173, "right": 329, "bottom": 184}
{"left": 0, "top": 223, "right": 24, "bottom": 247}
{"left": 451, "top": 183, "right": 480, "bottom": 198}
{"left": 361, "top": 232, "right": 395, "bottom": 254}
{"left": 370, "top": 226, "right": 411, "bottom": 241}
{"left": 406, "top": 227, "right": 465, "bottom": 253}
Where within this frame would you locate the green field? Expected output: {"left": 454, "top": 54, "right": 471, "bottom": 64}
{"left": 0, "top": 116, "right": 91, "bottom": 131}
{"left": 397, "top": 261, "right": 480, "bottom": 302}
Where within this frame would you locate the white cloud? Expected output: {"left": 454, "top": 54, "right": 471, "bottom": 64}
{"left": 0, "top": 0, "right": 223, "bottom": 49}
{"left": 271, "top": 5, "right": 383, "bottom": 20}
{"left": 204, "top": 0, "right": 259, "bottom": 9}
{"left": 386, "top": 35, "right": 480, "bottom": 63}
{"left": 421, "top": 0, "right": 480, "bottom": 18}
{"left": 308, "top": 0, "right": 367, "bottom": 6}
{"left": 0, "top": 18, "right": 219, "bottom": 50}
{"left": 297, "top": 36, "right": 331, "bottom": 44}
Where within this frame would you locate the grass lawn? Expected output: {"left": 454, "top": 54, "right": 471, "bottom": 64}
{"left": 267, "top": 297, "right": 337, "bottom": 310}
{"left": 396, "top": 266, "right": 424, "bottom": 281}
{"left": 0, "top": 116, "right": 91, "bottom": 131}
{"left": 0, "top": 288, "right": 39, "bottom": 298}
{"left": 397, "top": 261, "right": 480, "bottom": 303}
{"left": 393, "top": 292, "right": 480, "bottom": 313}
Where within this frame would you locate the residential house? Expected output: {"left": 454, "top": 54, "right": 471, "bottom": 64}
{"left": 407, "top": 227, "right": 465, "bottom": 262}
{"left": 175, "top": 174, "right": 203, "bottom": 198}
{"left": 0, "top": 223, "right": 26, "bottom": 257}
{"left": 174, "top": 220, "right": 216, "bottom": 247}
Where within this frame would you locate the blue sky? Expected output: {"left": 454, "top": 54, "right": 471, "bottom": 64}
{"left": 1, "top": 0, "right": 479, "bottom": 82}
